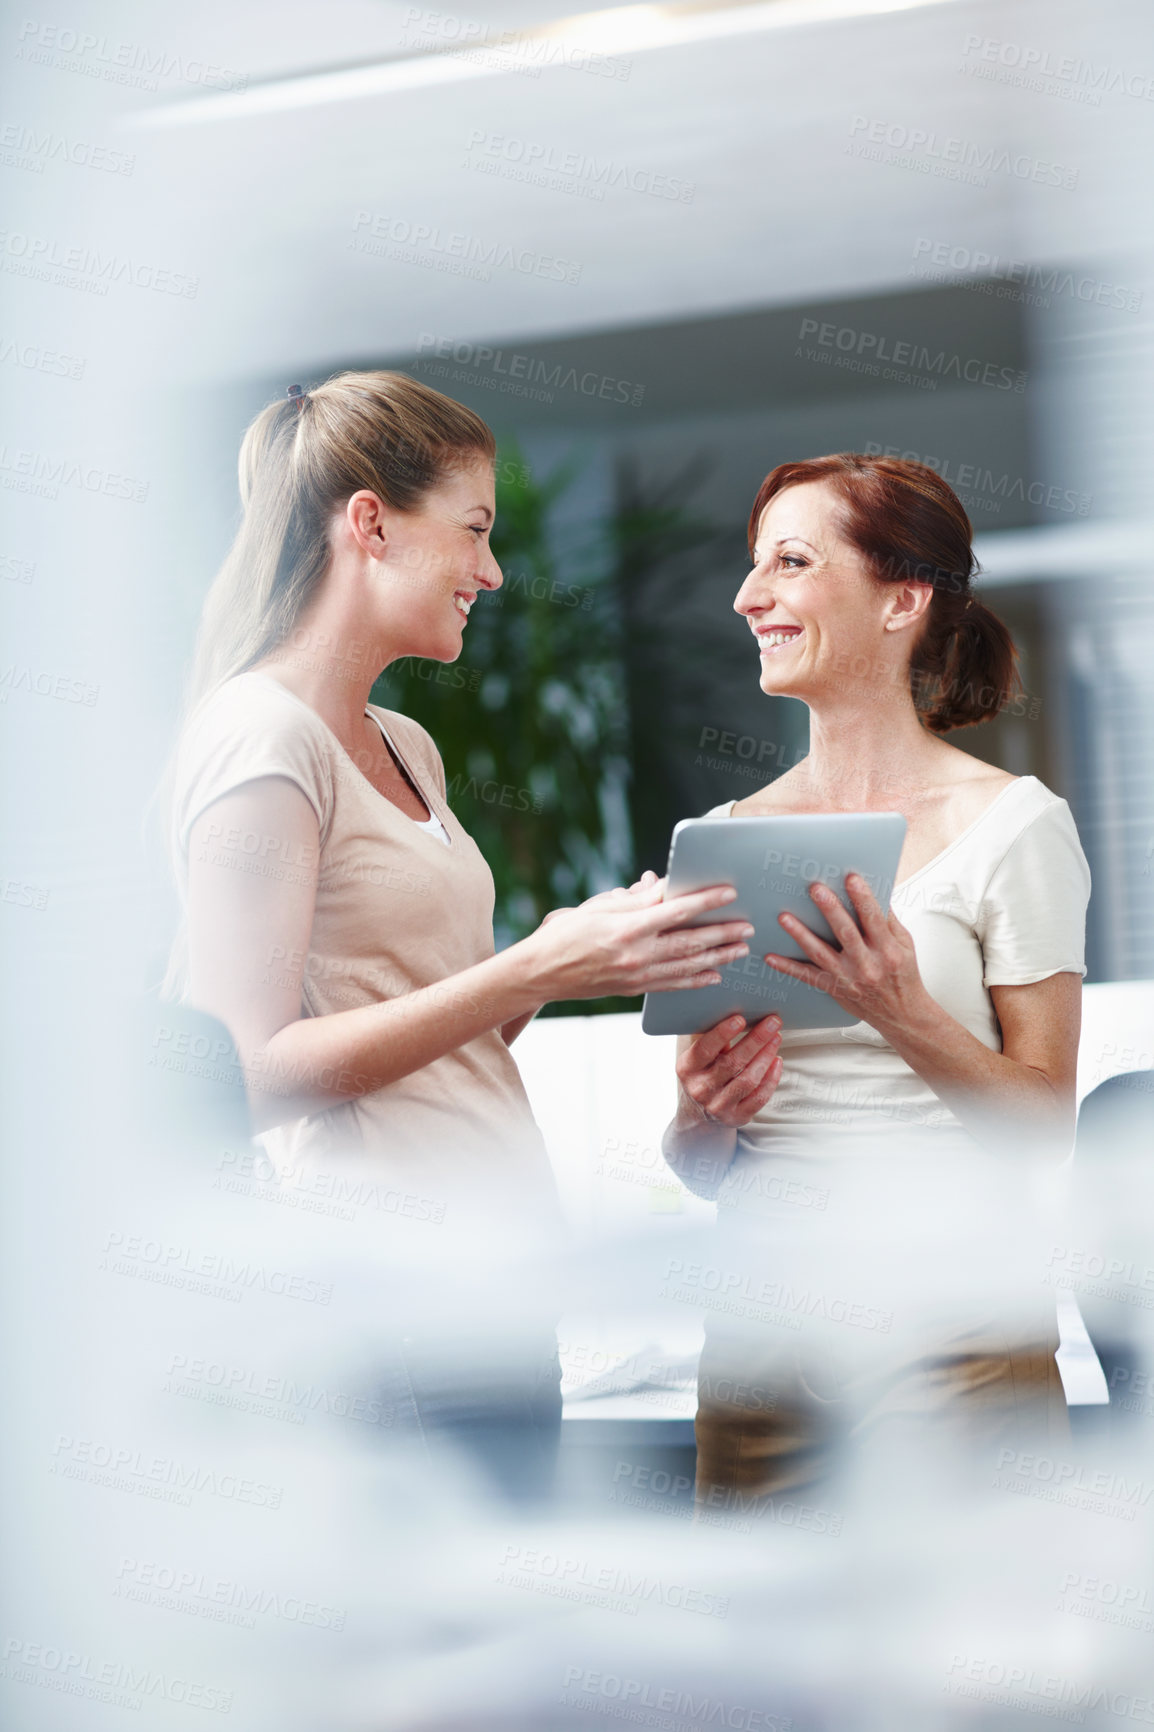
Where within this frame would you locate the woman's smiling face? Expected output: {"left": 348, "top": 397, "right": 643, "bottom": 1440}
{"left": 345, "top": 456, "right": 503, "bottom": 665}
{"left": 734, "top": 478, "right": 896, "bottom": 702}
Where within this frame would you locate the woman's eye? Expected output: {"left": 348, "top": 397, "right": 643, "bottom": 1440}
{"left": 780, "top": 555, "right": 807, "bottom": 569}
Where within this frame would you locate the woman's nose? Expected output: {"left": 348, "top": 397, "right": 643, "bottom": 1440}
{"left": 734, "top": 569, "right": 768, "bottom": 616}
{"left": 478, "top": 544, "right": 503, "bottom": 592}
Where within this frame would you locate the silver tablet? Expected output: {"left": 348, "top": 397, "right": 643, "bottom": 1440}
{"left": 641, "top": 812, "right": 907, "bottom": 1036}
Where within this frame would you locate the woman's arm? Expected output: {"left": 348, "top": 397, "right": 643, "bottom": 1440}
{"left": 881, "top": 972, "right": 1080, "bottom": 1149}
{"left": 501, "top": 1011, "right": 539, "bottom": 1046}
{"left": 661, "top": 1014, "right": 783, "bottom": 1199}
{"left": 186, "top": 779, "right": 755, "bottom": 1132}
{"left": 500, "top": 874, "right": 665, "bottom": 1047}
{"left": 767, "top": 874, "right": 1080, "bottom": 1155}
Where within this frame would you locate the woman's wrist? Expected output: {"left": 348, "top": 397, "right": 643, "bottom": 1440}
{"left": 663, "top": 1106, "right": 737, "bottom": 1198}
{"left": 503, "top": 925, "right": 566, "bottom": 1011}
{"left": 671, "top": 1089, "right": 736, "bottom": 1142}
{"left": 868, "top": 983, "right": 950, "bottom": 1058}
{"left": 473, "top": 937, "right": 555, "bottom": 1026}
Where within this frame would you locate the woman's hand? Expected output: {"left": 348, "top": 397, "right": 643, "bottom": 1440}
{"left": 540, "top": 870, "right": 661, "bottom": 927}
{"left": 663, "top": 1012, "right": 783, "bottom": 1199}
{"left": 675, "top": 1013, "right": 784, "bottom": 1127}
{"left": 524, "top": 879, "right": 755, "bottom": 1003}
{"left": 765, "top": 873, "right": 930, "bottom": 1034}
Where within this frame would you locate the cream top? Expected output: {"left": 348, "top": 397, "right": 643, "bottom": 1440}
{"left": 165, "top": 669, "right": 558, "bottom": 1232}
{"left": 699, "top": 776, "right": 1091, "bottom": 1191}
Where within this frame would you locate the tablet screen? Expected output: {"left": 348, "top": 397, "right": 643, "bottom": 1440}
{"left": 641, "top": 812, "right": 906, "bottom": 1037}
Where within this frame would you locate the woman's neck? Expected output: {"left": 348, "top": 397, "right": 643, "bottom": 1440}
{"left": 255, "top": 591, "right": 398, "bottom": 747}
{"left": 798, "top": 695, "right": 948, "bottom": 807}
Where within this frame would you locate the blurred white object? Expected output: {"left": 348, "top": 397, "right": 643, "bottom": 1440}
{"left": 516, "top": 987, "right": 1154, "bottom": 1415}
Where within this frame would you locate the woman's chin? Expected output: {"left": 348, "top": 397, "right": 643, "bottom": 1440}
{"left": 759, "top": 666, "right": 797, "bottom": 696}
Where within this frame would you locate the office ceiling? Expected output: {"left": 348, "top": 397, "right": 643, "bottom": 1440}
{"left": 17, "top": 0, "right": 1139, "bottom": 388}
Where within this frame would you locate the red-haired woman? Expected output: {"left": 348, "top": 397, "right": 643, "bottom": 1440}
{"left": 661, "top": 454, "right": 1090, "bottom": 1504}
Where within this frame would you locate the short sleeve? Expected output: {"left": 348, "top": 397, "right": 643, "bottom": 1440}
{"left": 172, "top": 680, "right": 335, "bottom": 859}
{"left": 976, "top": 798, "right": 1091, "bottom": 987}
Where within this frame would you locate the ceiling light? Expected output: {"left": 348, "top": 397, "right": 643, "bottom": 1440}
{"left": 125, "top": 0, "right": 965, "bottom": 130}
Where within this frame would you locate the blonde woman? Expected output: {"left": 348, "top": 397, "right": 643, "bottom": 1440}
{"left": 662, "top": 454, "right": 1091, "bottom": 1503}
{"left": 163, "top": 371, "right": 751, "bottom": 1495}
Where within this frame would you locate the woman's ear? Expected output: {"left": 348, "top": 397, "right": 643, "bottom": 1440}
{"left": 883, "top": 581, "right": 934, "bottom": 635}
{"left": 345, "top": 490, "right": 388, "bottom": 557}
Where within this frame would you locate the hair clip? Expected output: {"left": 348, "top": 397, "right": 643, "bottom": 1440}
{"left": 286, "top": 383, "right": 306, "bottom": 412}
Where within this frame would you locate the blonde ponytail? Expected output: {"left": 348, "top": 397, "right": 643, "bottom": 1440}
{"left": 183, "top": 370, "right": 495, "bottom": 718}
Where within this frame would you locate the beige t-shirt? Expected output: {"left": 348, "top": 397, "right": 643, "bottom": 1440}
{"left": 166, "top": 669, "right": 558, "bottom": 1232}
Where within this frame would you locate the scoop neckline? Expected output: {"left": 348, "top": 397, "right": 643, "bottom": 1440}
{"left": 892, "top": 775, "right": 1033, "bottom": 891}
{"left": 717, "top": 775, "right": 1036, "bottom": 891}
{"left": 365, "top": 711, "right": 454, "bottom": 847}
{"left": 242, "top": 668, "right": 453, "bottom": 847}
